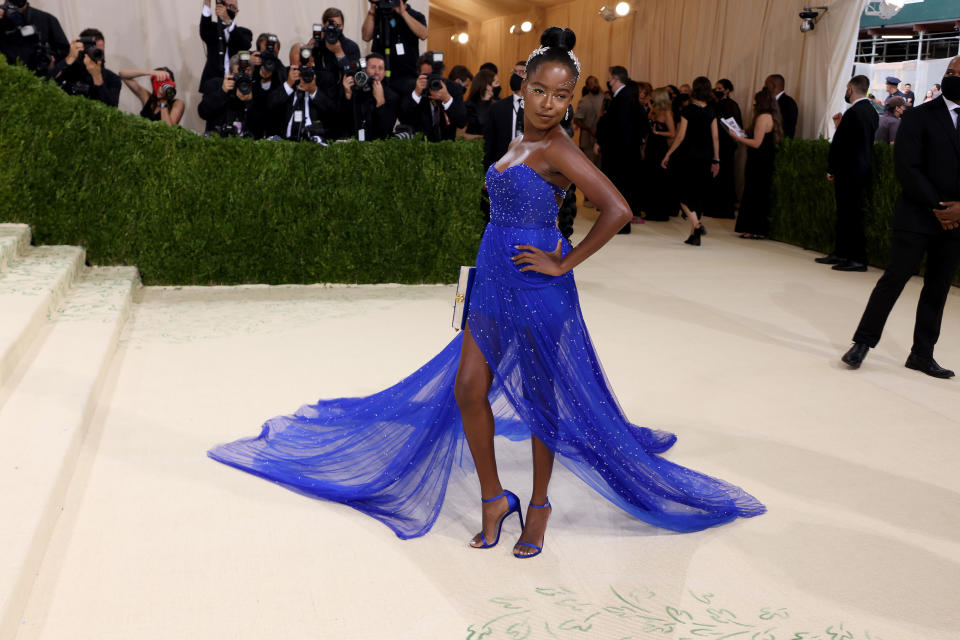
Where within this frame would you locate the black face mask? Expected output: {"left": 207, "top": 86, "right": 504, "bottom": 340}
{"left": 591, "top": 87, "right": 600, "bottom": 95}
{"left": 844, "top": 89, "right": 852, "bottom": 105}
{"left": 226, "top": 8, "right": 237, "bottom": 20}
{"left": 606, "top": 81, "right": 613, "bottom": 92}
{"left": 713, "top": 90, "right": 724, "bottom": 101}
{"left": 940, "top": 75, "right": 960, "bottom": 102}
{"left": 492, "top": 86, "right": 501, "bottom": 99}
{"left": 509, "top": 73, "right": 522, "bottom": 93}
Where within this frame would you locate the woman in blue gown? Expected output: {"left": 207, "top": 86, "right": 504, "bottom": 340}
{"left": 209, "top": 28, "right": 765, "bottom": 559}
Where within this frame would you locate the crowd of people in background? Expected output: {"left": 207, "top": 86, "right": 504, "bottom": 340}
{"left": 7, "top": 0, "right": 951, "bottom": 254}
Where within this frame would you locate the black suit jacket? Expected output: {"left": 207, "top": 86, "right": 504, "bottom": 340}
{"left": 828, "top": 99, "right": 879, "bottom": 183}
{"left": 778, "top": 93, "right": 799, "bottom": 138}
{"left": 596, "top": 86, "right": 648, "bottom": 174}
{"left": 0, "top": 5, "right": 69, "bottom": 73}
{"left": 199, "top": 12, "right": 253, "bottom": 92}
{"left": 50, "top": 59, "right": 121, "bottom": 107}
{"left": 399, "top": 79, "right": 467, "bottom": 142}
{"left": 198, "top": 76, "right": 256, "bottom": 135}
{"left": 891, "top": 96, "right": 960, "bottom": 238}
{"left": 482, "top": 95, "right": 517, "bottom": 170}
{"left": 341, "top": 84, "right": 400, "bottom": 140}
{"left": 267, "top": 80, "right": 338, "bottom": 140}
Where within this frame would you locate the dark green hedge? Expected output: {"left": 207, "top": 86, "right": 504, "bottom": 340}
{"left": 0, "top": 58, "right": 484, "bottom": 285}
{"left": 770, "top": 137, "right": 897, "bottom": 266}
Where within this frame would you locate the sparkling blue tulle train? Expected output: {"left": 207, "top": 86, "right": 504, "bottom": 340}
{"left": 208, "top": 162, "right": 765, "bottom": 539}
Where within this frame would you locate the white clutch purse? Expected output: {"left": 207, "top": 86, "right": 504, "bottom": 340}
{"left": 451, "top": 266, "right": 476, "bottom": 331}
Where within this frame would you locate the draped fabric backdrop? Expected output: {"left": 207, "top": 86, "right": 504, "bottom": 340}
{"left": 35, "top": 0, "right": 371, "bottom": 133}
{"left": 430, "top": 0, "right": 867, "bottom": 140}
{"left": 37, "top": 0, "right": 863, "bottom": 137}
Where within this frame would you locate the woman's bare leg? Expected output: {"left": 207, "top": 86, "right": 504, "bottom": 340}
{"left": 455, "top": 324, "right": 509, "bottom": 547}
{"left": 514, "top": 434, "right": 554, "bottom": 556}
{"left": 681, "top": 203, "right": 702, "bottom": 232}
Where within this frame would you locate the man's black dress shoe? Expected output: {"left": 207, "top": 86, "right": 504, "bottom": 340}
{"left": 814, "top": 254, "right": 843, "bottom": 264}
{"left": 832, "top": 260, "right": 868, "bottom": 272}
{"left": 905, "top": 354, "right": 955, "bottom": 379}
{"left": 841, "top": 343, "right": 869, "bottom": 369}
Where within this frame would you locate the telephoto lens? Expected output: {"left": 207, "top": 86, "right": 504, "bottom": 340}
{"left": 159, "top": 83, "right": 177, "bottom": 101}
{"left": 78, "top": 36, "right": 104, "bottom": 64}
{"left": 322, "top": 24, "right": 341, "bottom": 46}
{"left": 233, "top": 71, "right": 253, "bottom": 95}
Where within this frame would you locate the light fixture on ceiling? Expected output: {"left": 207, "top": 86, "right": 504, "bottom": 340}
{"left": 509, "top": 24, "right": 517, "bottom": 35}
{"left": 615, "top": 2, "right": 631, "bottom": 16}
{"left": 863, "top": 1, "right": 911, "bottom": 21}
{"left": 599, "top": 5, "right": 616, "bottom": 21}
{"left": 799, "top": 6, "right": 828, "bottom": 33}
{"left": 457, "top": 32, "right": 469, "bottom": 44}
{"left": 520, "top": 20, "right": 533, "bottom": 33}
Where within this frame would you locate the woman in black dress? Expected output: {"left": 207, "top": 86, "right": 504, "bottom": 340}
{"left": 118, "top": 67, "right": 185, "bottom": 126}
{"left": 642, "top": 87, "right": 678, "bottom": 221}
{"left": 662, "top": 76, "right": 719, "bottom": 246}
{"left": 463, "top": 69, "right": 500, "bottom": 140}
{"left": 729, "top": 88, "right": 782, "bottom": 239}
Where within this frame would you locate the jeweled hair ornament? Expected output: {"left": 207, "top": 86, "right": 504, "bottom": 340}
{"left": 527, "top": 46, "right": 582, "bottom": 76}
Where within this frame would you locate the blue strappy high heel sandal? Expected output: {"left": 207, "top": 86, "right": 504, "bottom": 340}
{"left": 513, "top": 499, "right": 551, "bottom": 559}
{"left": 471, "top": 490, "right": 523, "bottom": 549}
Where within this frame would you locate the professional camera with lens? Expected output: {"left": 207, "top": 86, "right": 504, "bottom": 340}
{"left": 313, "top": 22, "right": 342, "bottom": 46}
{"left": 342, "top": 58, "right": 370, "bottom": 91}
{"left": 232, "top": 51, "right": 253, "bottom": 95}
{"left": 78, "top": 35, "right": 104, "bottom": 64}
{"left": 370, "top": 0, "right": 401, "bottom": 13}
{"left": 260, "top": 34, "right": 280, "bottom": 73}
{"left": 298, "top": 47, "right": 315, "bottom": 84}
{"left": 151, "top": 75, "right": 177, "bottom": 101}
{"left": 425, "top": 50, "right": 445, "bottom": 93}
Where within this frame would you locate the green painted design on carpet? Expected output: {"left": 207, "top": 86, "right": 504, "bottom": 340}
{"left": 467, "top": 585, "right": 887, "bottom": 640}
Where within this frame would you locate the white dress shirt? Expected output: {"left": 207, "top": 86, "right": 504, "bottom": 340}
{"left": 201, "top": 3, "right": 236, "bottom": 79}
{"left": 283, "top": 81, "right": 319, "bottom": 139}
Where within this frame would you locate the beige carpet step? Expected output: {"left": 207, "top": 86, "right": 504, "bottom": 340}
{"left": 0, "top": 245, "right": 85, "bottom": 389}
{"left": 0, "top": 266, "right": 139, "bottom": 640}
{"left": 0, "top": 224, "right": 31, "bottom": 275}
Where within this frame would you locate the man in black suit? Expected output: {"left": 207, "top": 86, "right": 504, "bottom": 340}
{"left": 341, "top": 53, "right": 400, "bottom": 140}
{"left": 595, "top": 65, "right": 648, "bottom": 234}
{"left": 268, "top": 44, "right": 338, "bottom": 141}
{"left": 816, "top": 75, "right": 879, "bottom": 271}
{"left": 198, "top": 53, "right": 256, "bottom": 136}
{"left": 0, "top": 0, "right": 69, "bottom": 75}
{"left": 482, "top": 60, "right": 526, "bottom": 170}
{"left": 841, "top": 57, "right": 960, "bottom": 379}
{"left": 199, "top": 0, "right": 253, "bottom": 93}
{"left": 765, "top": 73, "right": 798, "bottom": 138}
{"left": 399, "top": 52, "right": 466, "bottom": 142}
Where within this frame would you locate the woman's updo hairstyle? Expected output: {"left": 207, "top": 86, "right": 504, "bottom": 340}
{"left": 526, "top": 27, "right": 581, "bottom": 82}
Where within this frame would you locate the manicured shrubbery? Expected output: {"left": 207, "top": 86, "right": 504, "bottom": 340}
{"left": 0, "top": 58, "right": 484, "bottom": 285}
{"left": 770, "top": 137, "right": 896, "bottom": 268}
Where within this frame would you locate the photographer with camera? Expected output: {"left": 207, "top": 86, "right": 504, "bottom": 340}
{"left": 50, "top": 28, "right": 120, "bottom": 107}
{"left": 340, "top": 52, "right": 399, "bottom": 141}
{"left": 198, "top": 52, "right": 256, "bottom": 137}
{"left": 0, "top": 0, "right": 68, "bottom": 75}
{"left": 119, "top": 67, "right": 185, "bottom": 126}
{"left": 268, "top": 43, "right": 337, "bottom": 141}
{"left": 399, "top": 51, "right": 465, "bottom": 142}
{"left": 199, "top": 0, "right": 252, "bottom": 93}
{"left": 362, "top": 0, "right": 427, "bottom": 96}
{"left": 249, "top": 33, "right": 287, "bottom": 138}
{"left": 306, "top": 9, "right": 362, "bottom": 139}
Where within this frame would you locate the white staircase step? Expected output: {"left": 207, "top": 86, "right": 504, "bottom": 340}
{"left": 0, "top": 266, "right": 139, "bottom": 640}
{"left": 0, "top": 245, "right": 85, "bottom": 388}
{"left": 0, "top": 224, "right": 31, "bottom": 274}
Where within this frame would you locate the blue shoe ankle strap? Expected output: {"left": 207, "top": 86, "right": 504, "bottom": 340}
{"left": 529, "top": 499, "right": 550, "bottom": 509}
{"left": 482, "top": 490, "right": 509, "bottom": 503}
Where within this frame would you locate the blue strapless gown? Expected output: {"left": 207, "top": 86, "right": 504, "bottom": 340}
{"left": 208, "top": 163, "right": 765, "bottom": 538}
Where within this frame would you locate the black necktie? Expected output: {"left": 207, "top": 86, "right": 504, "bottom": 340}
{"left": 954, "top": 107, "right": 960, "bottom": 137}
{"left": 515, "top": 99, "right": 524, "bottom": 137}
{"left": 291, "top": 93, "right": 304, "bottom": 141}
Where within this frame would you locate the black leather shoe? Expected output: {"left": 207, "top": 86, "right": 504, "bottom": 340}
{"left": 684, "top": 226, "right": 702, "bottom": 246}
{"left": 815, "top": 254, "right": 843, "bottom": 264}
{"left": 905, "top": 354, "right": 955, "bottom": 379}
{"left": 832, "top": 260, "right": 868, "bottom": 272}
{"left": 841, "top": 343, "right": 869, "bottom": 369}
